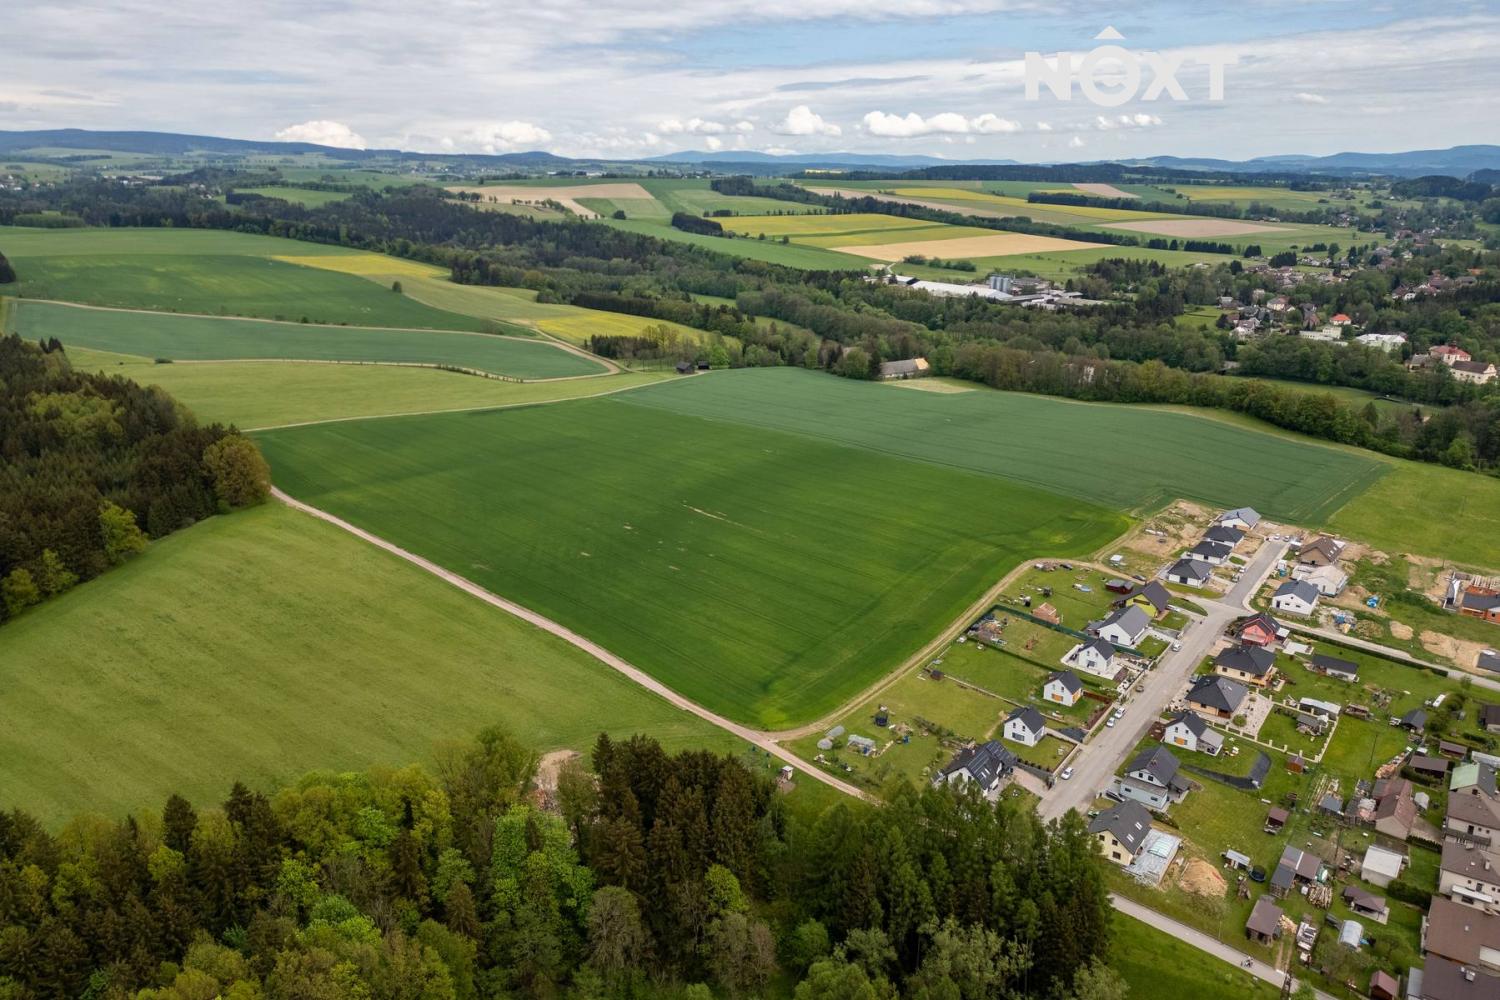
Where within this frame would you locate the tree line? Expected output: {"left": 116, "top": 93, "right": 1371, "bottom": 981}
{"left": 0, "top": 729, "right": 1120, "bottom": 1000}
{"left": 0, "top": 336, "right": 271, "bottom": 624}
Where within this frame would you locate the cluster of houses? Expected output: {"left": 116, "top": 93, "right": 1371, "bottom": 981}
{"left": 1408, "top": 343, "right": 1498, "bottom": 386}
{"left": 1061, "top": 581, "right": 1175, "bottom": 682}
{"left": 1166, "top": 507, "right": 1258, "bottom": 588}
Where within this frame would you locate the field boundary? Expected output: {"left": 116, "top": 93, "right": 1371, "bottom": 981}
{"left": 269, "top": 486, "right": 873, "bottom": 802}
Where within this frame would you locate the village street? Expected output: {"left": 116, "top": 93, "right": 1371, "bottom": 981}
{"left": 1040, "top": 538, "right": 1287, "bottom": 821}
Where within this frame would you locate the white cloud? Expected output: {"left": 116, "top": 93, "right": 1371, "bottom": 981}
{"left": 658, "top": 116, "right": 732, "bottom": 135}
{"left": 1068, "top": 135, "right": 1086, "bottom": 148}
{"left": 1036, "top": 121, "right": 1053, "bottom": 131}
{"left": 771, "top": 105, "right": 841, "bottom": 136}
{"left": 704, "top": 135, "right": 723, "bottom": 150}
{"left": 457, "top": 120, "right": 552, "bottom": 153}
{"left": 733, "top": 120, "right": 754, "bottom": 133}
{"left": 862, "top": 110, "right": 1019, "bottom": 137}
{"left": 763, "top": 145, "right": 798, "bottom": 155}
{"left": 1295, "top": 92, "right": 1329, "bottom": 104}
{"left": 274, "top": 120, "right": 366, "bottom": 149}
{"left": 1090, "top": 113, "right": 1163, "bottom": 131}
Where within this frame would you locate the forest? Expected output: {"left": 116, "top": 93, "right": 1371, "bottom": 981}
{"left": 0, "top": 731, "right": 1118, "bottom": 1000}
{"left": 0, "top": 336, "right": 270, "bottom": 623}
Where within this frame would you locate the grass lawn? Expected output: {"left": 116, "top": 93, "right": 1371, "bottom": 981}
{"left": 624, "top": 368, "right": 1388, "bottom": 524}
{"left": 1109, "top": 911, "right": 1278, "bottom": 1000}
{"left": 15, "top": 300, "right": 605, "bottom": 378}
{"left": 0, "top": 503, "right": 739, "bottom": 826}
{"left": 256, "top": 391, "right": 1127, "bottom": 728}
{"left": 1013, "top": 733, "right": 1071, "bottom": 771}
{"left": 65, "top": 347, "right": 667, "bottom": 430}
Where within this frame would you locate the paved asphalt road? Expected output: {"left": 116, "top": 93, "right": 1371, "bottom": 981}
{"left": 1040, "top": 538, "right": 1286, "bottom": 822}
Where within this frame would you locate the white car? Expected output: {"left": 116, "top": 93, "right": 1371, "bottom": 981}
{"left": 1060, "top": 766, "right": 1074, "bottom": 780}
{"left": 1106, "top": 718, "right": 1116, "bottom": 728}
{"left": 1171, "top": 642, "right": 1182, "bottom": 651}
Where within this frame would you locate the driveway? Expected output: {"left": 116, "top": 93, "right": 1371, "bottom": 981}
{"left": 1040, "top": 540, "right": 1286, "bottom": 821}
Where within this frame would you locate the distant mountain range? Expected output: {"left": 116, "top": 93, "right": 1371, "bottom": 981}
{"left": 3, "top": 129, "right": 1499, "bottom": 178}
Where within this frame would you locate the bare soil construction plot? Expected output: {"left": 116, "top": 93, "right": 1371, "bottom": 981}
{"left": 445, "top": 183, "right": 654, "bottom": 219}
{"left": 1074, "top": 183, "right": 1137, "bottom": 199}
{"left": 1103, "top": 219, "right": 1290, "bottom": 238}
{"left": 832, "top": 231, "right": 1106, "bottom": 262}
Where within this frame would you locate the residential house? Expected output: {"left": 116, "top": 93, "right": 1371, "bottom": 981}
{"left": 1451, "top": 763, "right": 1498, "bottom": 798}
{"left": 1423, "top": 897, "right": 1500, "bottom": 973}
{"left": 1297, "top": 535, "right": 1345, "bottom": 567}
{"left": 1162, "top": 710, "right": 1224, "bottom": 755}
{"left": 1357, "top": 332, "right": 1408, "bottom": 352}
{"left": 1447, "top": 775, "right": 1500, "bottom": 846}
{"left": 878, "top": 357, "right": 930, "bottom": 380}
{"left": 1092, "top": 605, "right": 1150, "bottom": 647}
{"left": 1089, "top": 799, "right": 1153, "bottom": 866}
{"left": 1432, "top": 344, "right": 1473, "bottom": 365}
{"left": 1114, "top": 746, "right": 1192, "bottom": 810}
{"left": 1271, "top": 845, "right": 1324, "bottom": 896}
{"left": 1043, "top": 670, "right": 1084, "bottom": 707}
{"left": 1313, "top": 653, "right": 1360, "bottom": 681}
{"left": 1214, "top": 644, "right": 1277, "bottom": 687}
{"left": 1459, "top": 588, "right": 1500, "bottom": 624}
{"left": 1186, "top": 674, "right": 1248, "bottom": 721}
{"left": 1186, "top": 539, "right": 1232, "bottom": 566}
{"left": 1481, "top": 705, "right": 1500, "bottom": 735}
{"left": 1451, "top": 360, "right": 1498, "bottom": 385}
{"left": 1360, "top": 844, "right": 1406, "bottom": 888}
{"left": 1271, "top": 579, "right": 1320, "bottom": 616}
{"left": 1216, "top": 507, "right": 1262, "bottom": 530}
{"left": 1293, "top": 562, "right": 1349, "bottom": 596}
{"left": 1331, "top": 313, "right": 1353, "bottom": 327}
{"left": 1068, "top": 637, "right": 1119, "bottom": 679}
{"left": 1003, "top": 706, "right": 1047, "bottom": 748}
{"left": 1342, "top": 885, "right": 1389, "bottom": 924}
{"left": 1439, "top": 840, "right": 1500, "bottom": 914}
{"left": 938, "top": 740, "right": 1018, "bottom": 797}
{"left": 1416, "top": 956, "right": 1500, "bottom": 1000}
{"left": 1119, "top": 580, "right": 1172, "bottom": 617}
{"left": 1233, "top": 612, "right": 1283, "bottom": 648}
{"left": 1374, "top": 778, "right": 1418, "bottom": 841}
{"left": 1205, "top": 525, "right": 1246, "bottom": 549}
{"left": 1245, "top": 896, "right": 1284, "bottom": 944}
{"left": 1166, "top": 558, "right": 1213, "bottom": 587}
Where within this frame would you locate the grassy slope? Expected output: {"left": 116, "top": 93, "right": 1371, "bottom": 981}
{"left": 622, "top": 369, "right": 1387, "bottom": 524}
{"left": 234, "top": 186, "right": 352, "bottom": 207}
{"left": 596, "top": 218, "right": 871, "bottom": 270}
{"left": 1110, "top": 912, "right": 1277, "bottom": 1000}
{"left": 14, "top": 300, "right": 602, "bottom": 378}
{"left": 0, "top": 503, "right": 736, "bottom": 825}
{"left": 256, "top": 391, "right": 1126, "bottom": 728}
{"left": 67, "top": 347, "right": 665, "bottom": 430}
{"left": 1331, "top": 463, "right": 1500, "bottom": 569}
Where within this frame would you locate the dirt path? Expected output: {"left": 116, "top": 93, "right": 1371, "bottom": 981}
{"left": 271, "top": 487, "right": 874, "bottom": 802}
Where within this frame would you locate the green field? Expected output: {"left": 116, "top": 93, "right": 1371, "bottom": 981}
{"left": 1109, "top": 912, "right": 1277, "bottom": 1000}
{"left": 1331, "top": 462, "right": 1500, "bottom": 570}
{"left": 0, "top": 503, "right": 738, "bottom": 825}
{"left": 623, "top": 369, "right": 1388, "bottom": 523}
{"left": 0, "top": 226, "right": 489, "bottom": 330}
{"left": 599, "top": 217, "right": 872, "bottom": 269}
{"left": 66, "top": 346, "right": 666, "bottom": 430}
{"left": 257, "top": 388, "right": 1128, "bottom": 728}
{"left": 233, "top": 186, "right": 353, "bottom": 207}
{"left": 12, "top": 300, "right": 605, "bottom": 378}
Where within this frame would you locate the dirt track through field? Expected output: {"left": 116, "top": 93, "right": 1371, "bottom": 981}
{"left": 271, "top": 486, "right": 873, "bottom": 801}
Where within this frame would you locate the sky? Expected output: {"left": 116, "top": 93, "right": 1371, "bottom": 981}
{"left": 5, "top": 0, "right": 1500, "bottom": 162}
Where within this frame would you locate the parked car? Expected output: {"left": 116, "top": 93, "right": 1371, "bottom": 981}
{"left": 1060, "top": 766, "right": 1074, "bottom": 780}
{"left": 1171, "top": 641, "right": 1182, "bottom": 651}
{"left": 1106, "top": 718, "right": 1116, "bottom": 728}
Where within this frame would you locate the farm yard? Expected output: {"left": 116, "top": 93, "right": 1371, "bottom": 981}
{"left": 0, "top": 503, "right": 740, "bottom": 825}
{"left": 9, "top": 300, "right": 607, "bottom": 378}
{"left": 255, "top": 388, "right": 1128, "bottom": 728}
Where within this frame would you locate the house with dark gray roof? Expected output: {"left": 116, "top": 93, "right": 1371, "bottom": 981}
{"left": 1205, "top": 525, "right": 1246, "bottom": 548}
{"left": 1313, "top": 653, "right": 1360, "bottom": 681}
{"left": 1043, "top": 670, "right": 1083, "bottom": 707}
{"left": 1091, "top": 605, "right": 1150, "bottom": 646}
{"left": 1089, "top": 800, "right": 1153, "bottom": 866}
{"left": 1118, "top": 580, "right": 1172, "bottom": 617}
{"left": 1114, "top": 746, "right": 1192, "bottom": 810}
{"left": 1214, "top": 644, "right": 1277, "bottom": 687}
{"left": 1186, "top": 539, "right": 1233, "bottom": 566}
{"left": 1002, "top": 705, "right": 1047, "bottom": 747}
{"left": 1163, "top": 710, "right": 1223, "bottom": 755}
{"left": 938, "top": 740, "right": 1017, "bottom": 798}
{"left": 1187, "top": 674, "right": 1248, "bottom": 719}
{"left": 1068, "top": 636, "right": 1119, "bottom": 679}
{"left": 1166, "top": 558, "right": 1213, "bottom": 587}
{"left": 1216, "top": 507, "right": 1261, "bottom": 529}
{"left": 1271, "top": 579, "right": 1320, "bottom": 616}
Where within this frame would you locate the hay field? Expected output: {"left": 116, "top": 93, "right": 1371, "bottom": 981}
{"left": 1103, "top": 218, "right": 1291, "bottom": 238}
{"left": 445, "top": 182, "right": 654, "bottom": 218}
{"left": 833, "top": 231, "right": 1106, "bottom": 262}
{"left": 721, "top": 212, "right": 934, "bottom": 238}
{"left": 0, "top": 502, "right": 735, "bottom": 824}
{"left": 257, "top": 394, "right": 1126, "bottom": 728}
{"left": 888, "top": 188, "right": 1170, "bottom": 222}
{"left": 1073, "top": 183, "right": 1137, "bottom": 199}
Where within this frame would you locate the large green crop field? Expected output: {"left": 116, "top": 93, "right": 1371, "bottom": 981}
{"left": 623, "top": 369, "right": 1387, "bottom": 524}
{"left": 0, "top": 503, "right": 737, "bottom": 825}
{"left": 12, "top": 300, "right": 604, "bottom": 378}
{"left": 66, "top": 346, "right": 667, "bottom": 430}
{"left": 257, "top": 391, "right": 1128, "bottom": 728}
{"left": 598, "top": 217, "right": 871, "bottom": 270}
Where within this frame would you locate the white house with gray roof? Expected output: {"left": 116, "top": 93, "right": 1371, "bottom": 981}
{"left": 1066, "top": 636, "right": 1119, "bottom": 679}
{"left": 1216, "top": 507, "right": 1262, "bottom": 530}
{"left": 1271, "top": 579, "right": 1321, "bottom": 616}
{"left": 1003, "top": 705, "right": 1047, "bottom": 747}
{"left": 1166, "top": 558, "right": 1213, "bottom": 587}
{"left": 1091, "top": 605, "right": 1150, "bottom": 647}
